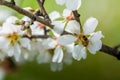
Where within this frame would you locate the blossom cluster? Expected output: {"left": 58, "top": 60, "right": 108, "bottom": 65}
{"left": 0, "top": 0, "right": 104, "bottom": 72}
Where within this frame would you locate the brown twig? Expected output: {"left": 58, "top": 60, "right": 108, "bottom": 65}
{"left": 36, "top": 0, "right": 51, "bottom": 35}
{"left": 10, "top": 0, "right": 15, "bottom": 5}
{"left": 114, "top": 44, "right": 120, "bottom": 49}
{"left": 36, "top": 0, "right": 51, "bottom": 22}
{"left": 100, "top": 44, "right": 120, "bottom": 60}
{"left": 72, "top": 11, "right": 81, "bottom": 26}
{"left": 23, "top": 35, "right": 50, "bottom": 39}
{"left": 0, "top": 0, "right": 53, "bottom": 29}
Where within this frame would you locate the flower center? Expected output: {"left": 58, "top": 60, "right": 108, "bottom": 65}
{"left": 38, "top": 23, "right": 45, "bottom": 28}
{"left": 66, "top": 12, "right": 74, "bottom": 21}
{"left": 7, "top": 32, "right": 20, "bottom": 46}
{"left": 77, "top": 34, "right": 89, "bottom": 47}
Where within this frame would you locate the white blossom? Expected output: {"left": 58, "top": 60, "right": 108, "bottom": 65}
{"left": 65, "top": 17, "right": 104, "bottom": 60}
{"left": 0, "top": 8, "right": 12, "bottom": 22}
{"left": 55, "top": 0, "right": 81, "bottom": 10}
{"left": 0, "top": 16, "right": 31, "bottom": 61}
{"left": 51, "top": 9, "right": 78, "bottom": 34}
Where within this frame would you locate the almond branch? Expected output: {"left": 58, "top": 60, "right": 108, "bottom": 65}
{"left": 0, "top": 0, "right": 120, "bottom": 60}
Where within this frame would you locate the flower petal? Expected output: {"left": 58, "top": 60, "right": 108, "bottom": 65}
{"left": 42, "top": 38, "right": 57, "bottom": 49}
{"left": 52, "top": 46, "right": 63, "bottom": 63}
{"left": 65, "top": 20, "right": 80, "bottom": 34}
{"left": 0, "top": 9, "right": 12, "bottom": 22}
{"left": 62, "top": 9, "right": 72, "bottom": 17}
{"left": 50, "top": 63, "right": 63, "bottom": 72}
{"left": 55, "top": 0, "right": 65, "bottom": 5}
{"left": 1, "top": 22, "right": 21, "bottom": 34}
{"left": 7, "top": 44, "right": 21, "bottom": 61}
{"left": 88, "top": 31, "right": 103, "bottom": 54}
{"left": 64, "top": 43, "right": 74, "bottom": 53}
{"left": 0, "top": 68, "right": 5, "bottom": 80}
{"left": 66, "top": 0, "right": 81, "bottom": 11}
{"left": 72, "top": 44, "right": 86, "bottom": 61}
{"left": 5, "top": 16, "right": 18, "bottom": 24}
{"left": 52, "top": 21, "right": 65, "bottom": 34}
{"left": 49, "top": 11, "right": 61, "bottom": 21}
{"left": 22, "top": 16, "right": 31, "bottom": 22}
{"left": 58, "top": 35, "right": 77, "bottom": 46}
{"left": 63, "top": 52, "right": 73, "bottom": 65}
{"left": 13, "top": 44, "right": 21, "bottom": 62}
{"left": 0, "top": 37, "right": 9, "bottom": 50}
{"left": 20, "top": 38, "right": 31, "bottom": 50}
{"left": 88, "top": 40, "right": 102, "bottom": 54}
{"left": 37, "top": 52, "right": 51, "bottom": 64}
{"left": 83, "top": 17, "right": 98, "bottom": 34}
{"left": 89, "top": 31, "right": 104, "bottom": 42}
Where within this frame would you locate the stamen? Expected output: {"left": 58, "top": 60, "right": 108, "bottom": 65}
{"left": 38, "top": 23, "right": 45, "bottom": 28}
{"left": 66, "top": 12, "right": 74, "bottom": 21}
{"left": 7, "top": 32, "right": 20, "bottom": 46}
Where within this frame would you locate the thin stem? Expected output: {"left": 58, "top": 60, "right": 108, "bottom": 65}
{"left": 23, "top": 35, "right": 50, "bottom": 39}
{"left": 72, "top": 10, "right": 83, "bottom": 32}
{"left": 36, "top": 0, "right": 51, "bottom": 22}
{"left": 36, "top": 0, "right": 51, "bottom": 35}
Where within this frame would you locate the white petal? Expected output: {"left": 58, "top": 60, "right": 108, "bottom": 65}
{"left": 88, "top": 40, "right": 102, "bottom": 54}
{"left": 20, "top": 38, "right": 31, "bottom": 50}
{"left": 65, "top": 20, "right": 80, "bottom": 34}
{"left": 55, "top": 0, "right": 65, "bottom": 5}
{"left": 0, "top": 37, "right": 9, "bottom": 50}
{"left": 50, "top": 63, "right": 63, "bottom": 72}
{"left": 0, "top": 51, "right": 6, "bottom": 61}
{"left": 51, "top": 30, "right": 60, "bottom": 37}
{"left": 66, "top": 0, "right": 81, "bottom": 11}
{"left": 30, "top": 22, "right": 44, "bottom": 35}
{"left": 0, "top": 68, "right": 5, "bottom": 80}
{"left": 49, "top": 11, "right": 61, "bottom": 21}
{"left": 89, "top": 31, "right": 104, "bottom": 42}
{"left": 5, "top": 16, "right": 18, "bottom": 24}
{"left": 1, "top": 23, "right": 21, "bottom": 34}
{"left": 37, "top": 52, "right": 51, "bottom": 64}
{"left": 62, "top": 9, "right": 72, "bottom": 17}
{"left": 52, "top": 21, "right": 65, "bottom": 34}
{"left": 88, "top": 31, "right": 103, "bottom": 54}
{"left": 64, "top": 43, "right": 74, "bottom": 53}
{"left": 58, "top": 35, "right": 76, "bottom": 46}
{"left": 63, "top": 52, "right": 73, "bottom": 65}
{"left": 52, "top": 46, "right": 63, "bottom": 63}
{"left": 7, "top": 44, "right": 21, "bottom": 61}
{"left": 72, "top": 44, "right": 86, "bottom": 61}
{"left": 13, "top": 44, "right": 21, "bottom": 62}
{"left": 83, "top": 17, "right": 98, "bottom": 34}
{"left": 42, "top": 38, "right": 57, "bottom": 49}
{"left": 22, "top": 16, "right": 31, "bottom": 22}
{"left": 7, "top": 47, "right": 14, "bottom": 57}
{"left": 23, "top": 53, "right": 29, "bottom": 60}
{"left": 0, "top": 9, "right": 12, "bottom": 22}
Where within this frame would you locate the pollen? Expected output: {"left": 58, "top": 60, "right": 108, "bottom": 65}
{"left": 66, "top": 12, "right": 74, "bottom": 21}
{"left": 7, "top": 32, "right": 20, "bottom": 46}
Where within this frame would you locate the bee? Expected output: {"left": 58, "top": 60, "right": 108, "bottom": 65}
{"left": 82, "top": 35, "right": 89, "bottom": 47}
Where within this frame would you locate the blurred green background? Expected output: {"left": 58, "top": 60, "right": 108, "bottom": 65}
{"left": 1, "top": 0, "right": 120, "bottom": 80}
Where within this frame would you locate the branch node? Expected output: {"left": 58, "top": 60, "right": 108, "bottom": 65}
{"left": 10, "top": 0, "right": 15, "bottom": 5}
{"left": 31, "top": 15, "right": 36, "bottom": 21}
